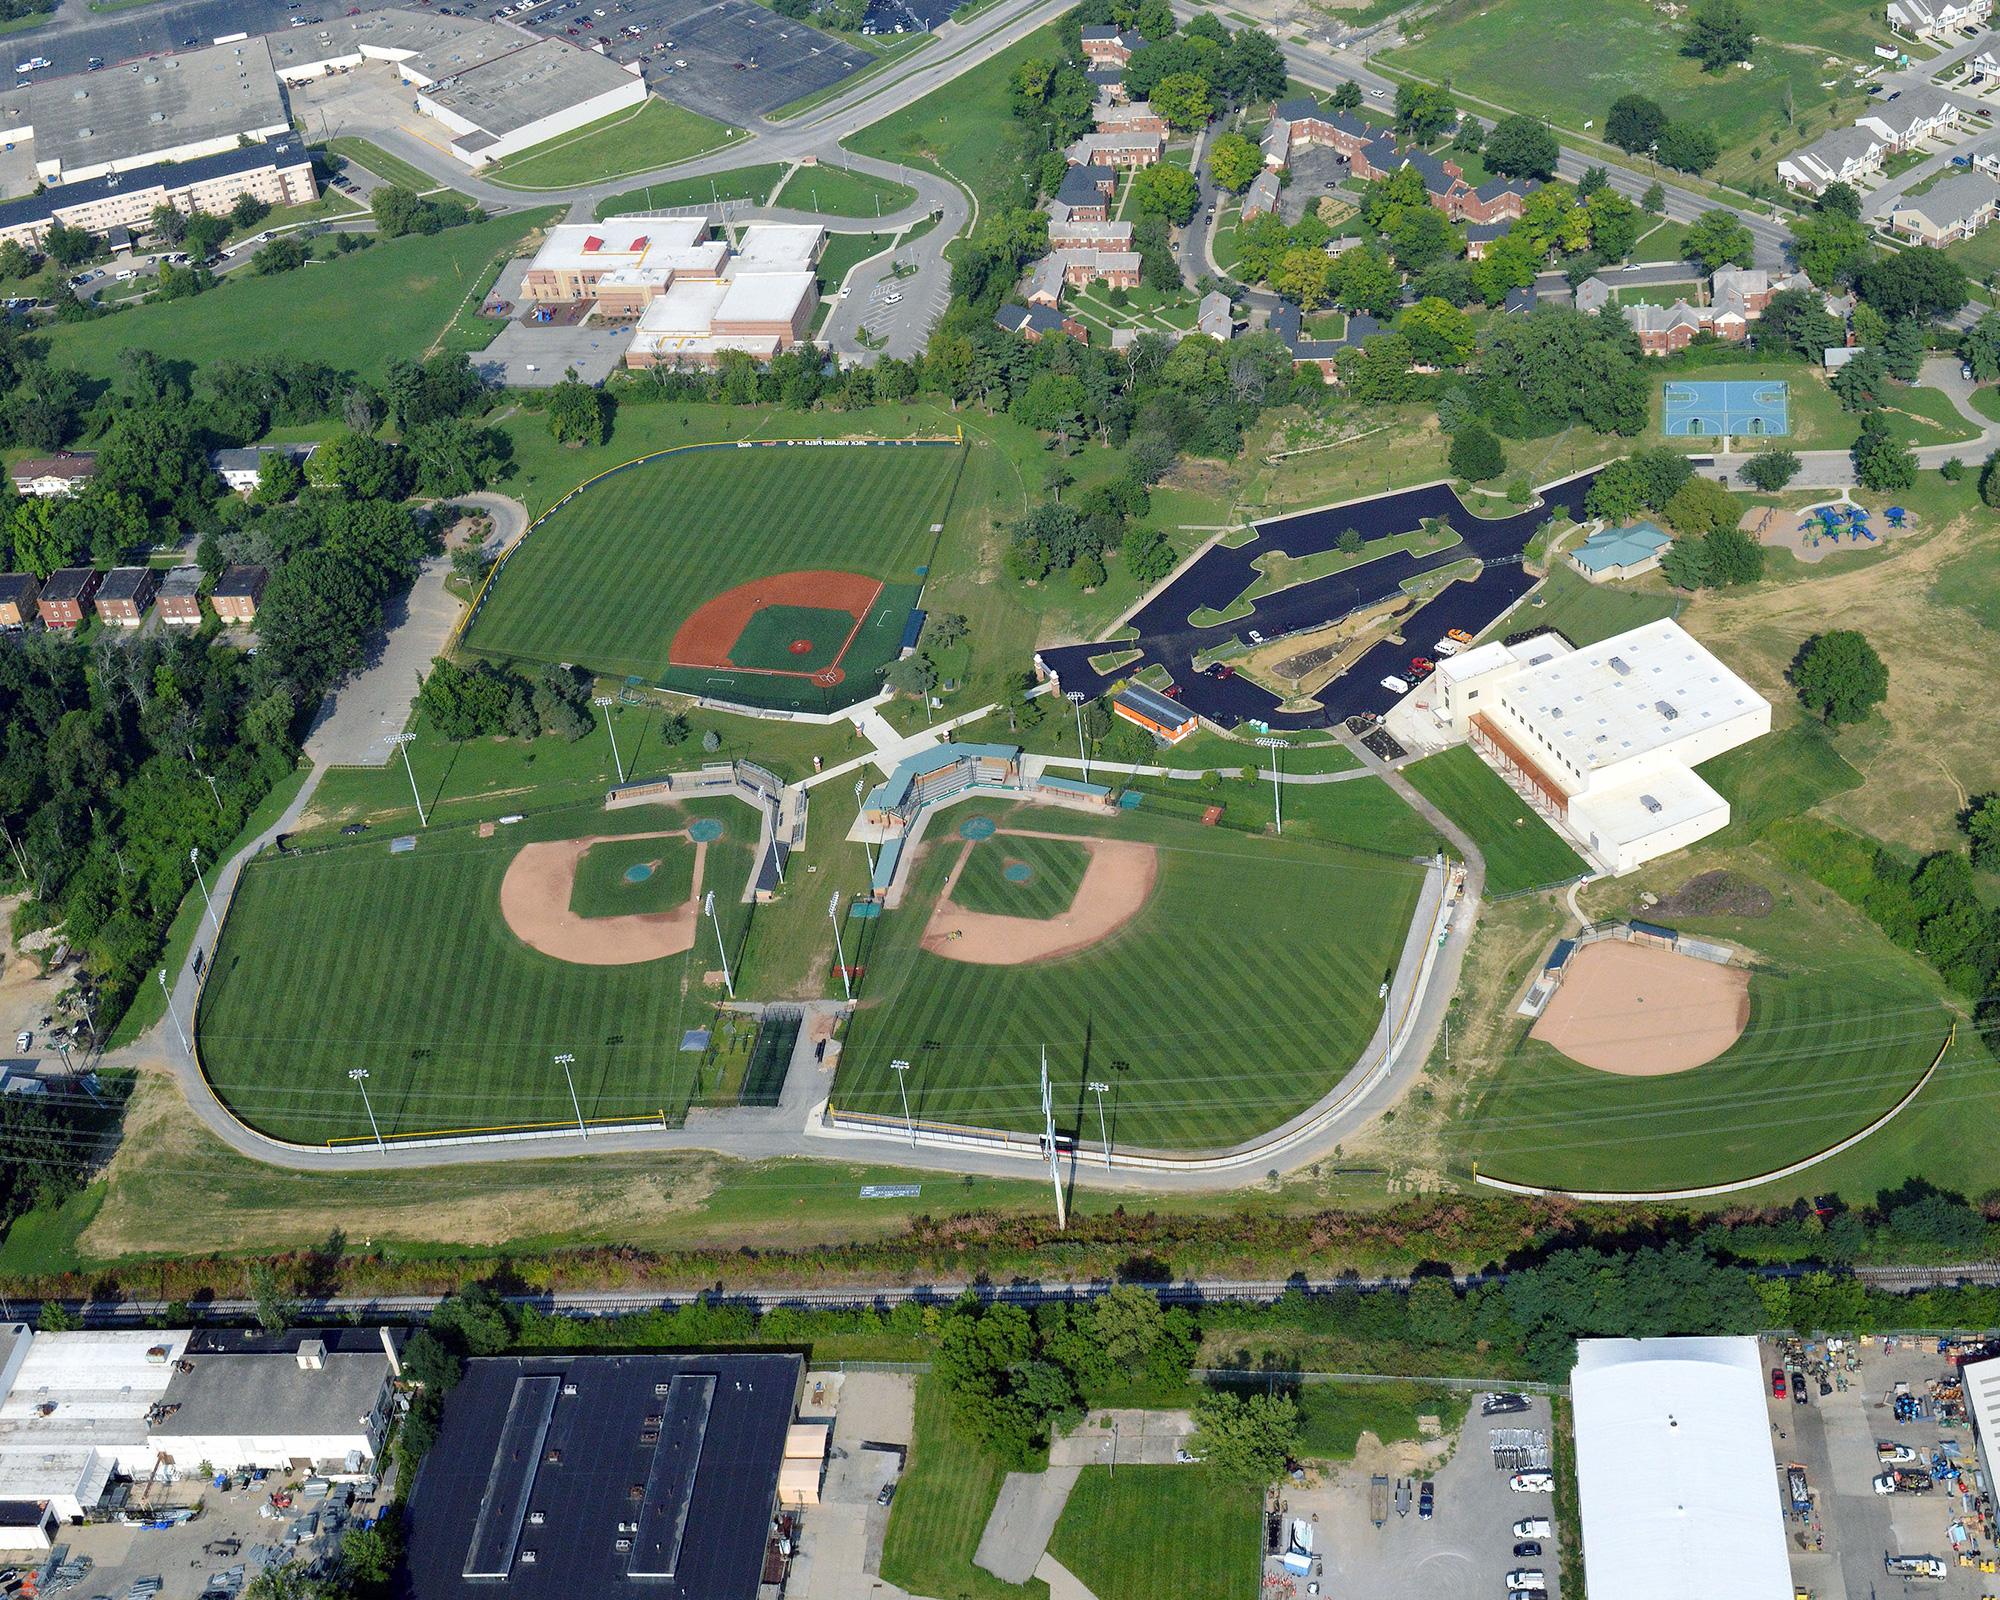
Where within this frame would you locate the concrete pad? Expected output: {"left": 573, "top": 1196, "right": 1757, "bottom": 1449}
{"left": 471, "top": 319, "right": 633, "bottom": 387}
{"left": 1050, "top": 1408, "right": 1197, "bottom": 1467}
{"left": 974, "top": 1464, "right": 1080, "bottom": 1584}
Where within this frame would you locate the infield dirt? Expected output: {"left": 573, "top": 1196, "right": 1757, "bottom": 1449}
{"left": 500, "top": 830, "right": 707, "bottom": 965}
{"left": 1530, "top": 938, "right": 1749, "bottom": 1076}
{"left": 920, "top": 828, "right": 1158, "bottom": 965}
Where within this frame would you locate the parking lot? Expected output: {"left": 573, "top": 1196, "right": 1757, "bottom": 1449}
{"left": 785, "top": 1370, "right": 912, "bottom": 1600}
{"left": 1270, "top": 1392, "right": 1561, "bottom": 1600}
{"left": 1765, "top": 1335, "right": 1995, "bottom": 1600}
{"left": 513, "top": 0, "right": 871, "bottom": 122}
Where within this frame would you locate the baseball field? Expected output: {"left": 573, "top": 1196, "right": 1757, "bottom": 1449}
{"left": 195, "top": 800, "right": 756, "bottom": 1145}
{"left": 831, "top": 801, "right": 1426, "bottom": 1151}
{"left": 459, "top": 440, "right": 966, "bottom": 711}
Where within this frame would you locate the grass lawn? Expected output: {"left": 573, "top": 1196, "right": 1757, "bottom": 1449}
{"left": 485, "top": 98, "right": 741, "bottom": 190}
{"left": 1696, "top": 721, "right": 1861, "bottom": 848}
{"left": 815, "top": 229, "right": 895, "bottom": 292}
{"left": 462, "top": 440, "right": 965, "bottom": 710}
{"left": 772, "top": 162, "right": 915, "bottom": 218}
{"left": 324, "top": 137, "right": 443, "bottom": 195}
{"left": 1517, "top": 564, "right": 1681, "bottom": 649}
{"left": 833, "top": 801, "right": 1423, "bottom": 1149}
{"left": 0, "top": 1183, "right": 105, "bottom": 1278}
{"left": 1402, "top": 746, "right": 1586, "bottom": 896}
{"left": 1929, "top": 534, "right": 2000, "bottom": 631}
{"left": 842, "top": 19, "right": 1061, "bottom": 210}
{"left": 1122, "top": 773, "right": 1444, "bottom": 858}
{"left": 1632, "top": 218, "right": 1691, "bottom": 264}
{"left": 597, "top": 163, "right": 787, "bottom": 217}
{"left": 1048, "top": 1467, "right": 1260, "bottom": 1600}
{"left": 881, "top": 1377, "right": 1048, "bottom": 1600}
{"left": 1969, "top": 385, "right": 2000, "bottom": 425}
{"left": 196, "top": 799, "right": 755, "bottom": 1145}
{"left": 44, "top": 210, "right": 555, "bottom": 385}
{"left": 1296, "top": 1381, "right": 1472, "bottom": 1459}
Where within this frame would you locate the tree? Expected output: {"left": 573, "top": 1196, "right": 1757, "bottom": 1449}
{"left": 1660, "top": 534, "right": 1712, "bottom": 589}
{"left": 1128, "top": 160, "right": 1199, "bottom": 223}
{"left": 883, "top": 654, "right": 937, "bottom": 696}
{"left": 1606, "top": 94, "right": 1667, "bottom": 155}
{"left": 183, "top": 209, "right": 230, "bottom": 260}
{"left": 1336, "top": 527, "right": 1364, "bottom": 554}
{"left": 42, "top": 223, "right": 94, "bottom": 267}
{"left": 1394, "top": 80, "right": 1456, "bottom": 142}
{"left": 1684, "top": 0, "right": 1753, "bottom": 70}
{"left": 1187, "top": 1389, "right": 1301, "bottom": 1485}
{"left": 1655, "top": 121, "right": 1720, "bottom": 174}
{"left": 307, "top": 431, "right": 403, "bottom": 499}
{"left": 1959, "top": 310, "right": 2000, "bottom": 382}
{"left": 247, "top": 1262, "right": 299, "bottom": 1333}
{"left": 1852, "top": 407, "right": 1916, "bottom": 491}
{"left": 1882, "top": 317, "right": 1926, "bottom": 382}
{"left": 1330, "top": 80, "right": 1362, "bottom": 113}
{"left": 1220, "top": 26, "right": 1286, "bottom": 102}
{"left": 1015, "top": 371, "right": 1087, "bottom": 446}
{"left": 1858, "top": 249, "right": 1969, "bottom": 320}
{"left": 1395, "top": 296, "right": 1475, "bottom": 367}
{"left": 1740, "top": 445, "right": 1799, "bottom": 491}
{"left": 252, "top": 235, "right": 309, "bottom": 275}
{"left": 1208, "top": 131, "right": 1261, "bottom": 192}
{"left": 1448, "top": 423, "right": 1505, "bottom": 481}
{"left": 1122, "top": 524, "right": 1176, "bottom": 584}
{"left": 1641, "top": 180, "right": 1666, "bottom": 214}
{"left": 252, "top": 450, "right": 306, "bottom": 505}
{"left": 1963, "top": 794, "right": 2000, "bottom": 873}
{"left": 1704, "top": 524, "right": 1764, "bottom": 585}
{"left": 231, "top": 192, "right": 272, "bottom": 230}
{"left": 1789, "top": 211, "right": 1869, "bottom": 286}
{"left": 1791, "top": 629, "right": 1887, "bottom": 724}
{"left": 1483, "top": 114, "right": 1561, "bottom": 180}
{"left": 1661, "top": 476, "right": 1740, "bottom": 537}
{"left": 149, "top": 205, "right": 189, "bottom": 246}
{"left": 1831, "top": 345, "right": 1887, "bottom": 412}
{"left": 1151, "top": 71, "right": 1212, "bottom": 129}
{"left": 546, "top": 375, "right": 612, "bottom": 446}
{"left": 1682, "top": 209, "right": 1755, "bottom": 273}
{"left": 1816, "top": 180, "right": 1861, "bottom": 219}
{"left": 1980, "top": 448, "right": 2000, "bottom": 507}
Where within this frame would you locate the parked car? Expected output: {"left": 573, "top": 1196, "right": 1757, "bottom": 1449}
{"left": 1417, "top": 1481, "right": 1434, "bottom": 1520}
{"left": 1791, "top": 1372, "right": 1810, "bottom": 1404}
{"left": 1506, "top": 1572, "right": 1546, "bottom": 1593}
{"left": 1510, "top": 1473, "right": 1553, "bottom": 1493}
{"left": 12, "top": 1032, "right": 28, "bottom": 1052}
{"left": 1247, "top": 629, "right": 1265, "bottom": 645}
{"left": 877, "top": 1482, "right": 896, "bottom": 1506}
{"left": 1208, "top": 663, "right": 1236, "bottom": 679}
{"left": 1513, "top": 1518, "right": 1551, "bottom": 1539}
{"left": 340, "top": 823, "right": 368, "bottom": 836}
{"left": 1771, "top": 1368, "right": 1787, "bottom": 1398}
{"left": 1484, "top": 1394, "right": 1531, "bottom": 1416}
{"left": 1380, "top": 675, "right": 1409, "bottom": 695}
{"left": 1513, "top": 1542, "right": 1543, "bottom": 1558}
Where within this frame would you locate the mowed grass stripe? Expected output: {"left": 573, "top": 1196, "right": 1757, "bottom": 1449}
{"left": 949, "top": 834, "right": 1090, "bottom": 919}
{"left": 464, "top": 444, "right": 964, "bottom": 680}
{"left": 835, "top": 805, "right": 1420, "bottom": 1149}
{"left": 1402, "top": 746, "right": 1586, "bottom": 896}
{"left": 197, "top": 804, "right": 752, "bottom": 1144}
{"left": 1049, "top": 1467, "right": 1259, "bottom": 1600}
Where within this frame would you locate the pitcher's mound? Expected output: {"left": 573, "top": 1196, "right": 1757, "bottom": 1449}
{"left": 1531, "top": 938, "right": 1749, "bottom": 1075}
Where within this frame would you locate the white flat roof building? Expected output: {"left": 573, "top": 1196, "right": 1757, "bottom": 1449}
{"left": 1572, "top": 1338, "right": 1794, "bottom": 1600}
{"left": 732, "top": 223, "right": 826, "bottom": 273}
{"left": 527, "top": 216, "right": 713, "bottom": 277}
{"left": 1961, "top": 1352, "right": 2000, "bottom": 1519}
{"left": 1435, "top": 617, "right": 1769, "bottom": 874}
{"left": 0, "top": 1328, "right": 190, "bottom": 1521}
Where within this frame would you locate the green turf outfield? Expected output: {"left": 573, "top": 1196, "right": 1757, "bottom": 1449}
{"left": 949, "top": 833, "right": 1090, "bottom": 919}
{"left": 728, "top": 603, "right": 860, "bottom": 674}
{"left": 1402, "top": 746, "right": 1587, "bottom": 896}
{"left": 461, "top": 442, "right": 965, "bottom": 710}
{"left": 196, "top": 802, "right": 753, "bottom": 1145}
{"left": 833, "top": 803, "right": 1423, "bottom": 1149}
{"left": 568, "top": 835, "right": 696, "bottom": 918}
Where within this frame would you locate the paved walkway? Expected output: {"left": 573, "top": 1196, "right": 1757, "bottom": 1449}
{"left": 974, "top": 1465, "right": 1080, "bottom": 1584}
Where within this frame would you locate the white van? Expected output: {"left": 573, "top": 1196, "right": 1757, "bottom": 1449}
{"left": 1380, "top": 675, "right": 1409, "bottom": 695}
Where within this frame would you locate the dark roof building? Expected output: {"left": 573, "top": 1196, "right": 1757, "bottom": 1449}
{"left": 1269, "top": 301, "right": 1380, "bottom": 364}
{"left": 1056, "top": 162, "right": 1117, "bottom": 208}
{"left": 995, "top": 302, "right": 1066, "bottom": 338}
{"left": 398, "top": 1352, "right": 803, "bottom": 1600}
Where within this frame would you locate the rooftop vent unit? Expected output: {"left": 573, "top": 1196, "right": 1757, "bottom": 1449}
{"left": 1640, "top": 794, "right": 1663, "bottom": 815}
{"left": 1608, "top": 655, "right": 1631, "bottom": 675}
{"left": 520, "top": 1550, "right": 537, "bottom": 1565}
{"left": 561, "top": 1383, "right": 578, "bottom": 1397}
{"left": 528, "top": 1512, "right": 545, "bottom": 1526}
{"left": 1656, "top": 701, "right": 1678, "bottom": 720}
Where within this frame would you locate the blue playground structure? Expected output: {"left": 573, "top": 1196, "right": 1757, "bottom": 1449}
{"left": 1796, "top": 504, "right": 1878, "bottom": 546}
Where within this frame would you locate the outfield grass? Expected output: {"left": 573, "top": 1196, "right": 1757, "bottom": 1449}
{"left": 196, "top": 800, "right": 755, "bottom": 1145}
{"left": 950, "top": 833, "right": 1090, "bottom": 918}
{"left": 486, "top": 98, "right": 741, "bottom": 189}
{"left": 833, "top": 802, "right": 1423, "bottom": 1149}
{"left": 568, "top": 835, "right": 695, "bottom": 917}
{"left": 772, "top": 162, "right": 915, "bottom": 218}
{"left": 43, "top": 210, "right": 554, "bottom": 385}
{"left": 1048, "top": 1467, "right": 1260, "bottom": 1600}
{"left": 881, "top": 1377, "right": 1048, "bottom": 1600}
{"left": 1295, "top": 1380, "right": 1472, "bottom": 1459}
{"left": 462, "top": 440, "right": 965, "bottom": 702}
{"left": 1402, "top": 746, "right": 1586, "bottom": 896}
{"left": 1518, "top": 564, "right": 1681, "bottom": 648}
{"left": 597, "top": 163, "right": 788, "bottom": 217}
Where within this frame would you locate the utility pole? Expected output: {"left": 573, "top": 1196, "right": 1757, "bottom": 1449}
{"left": 0, "top": 819, "right": 26, "bottom": 882}
{"left": 889, "top": 1057, "right": 914, "bottom": 1145}
{"left": 704, "top": 890, "right": 735, "bottom": 998}
{"left": 1087, "top": 1079, "right": 1111, "bottom": 1169}
{"left": 389, "top": 733, "right": 428, "bottom": 827}
{"left": 349, "top": 1067, "right": 383, "bottom": 1151}
{"left": 158, "top": 969, "right": 189, "bottom": 1055}
{"left": 1041, "top": 1048, "right": 1067, "bottom": 1230}
{"left": 554, "top": 1052, "right": 586, "bottom": 1139}
{"left": 1257, "top": 737, "right": 1289, "bottom": 834}
{"left": 1066, "top": 690, "right": 1090, "bottom": 784}
{"left": 189, "top": 847, "right": 219, "bottom": 934}
{"left": 595, "top": 696, "right": 626, "bottom": 784}
{"left": 829, "top": 892, "right": 851, "bottom": 1002}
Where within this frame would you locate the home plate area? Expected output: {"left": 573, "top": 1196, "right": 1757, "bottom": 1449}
{"left": 921, "top": 826, "right": 1159, "bottom": 966}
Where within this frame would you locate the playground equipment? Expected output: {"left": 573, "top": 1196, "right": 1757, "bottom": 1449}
{"left": 1887, "top": 506, "right": 1909, "bottom": 527}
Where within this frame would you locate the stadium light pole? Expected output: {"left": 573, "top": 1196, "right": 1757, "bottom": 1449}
{"left": 388, "top": 733, "right": 428, "bottom": 828}
{"left": 889, "top": 1058, "right": 915, "bottom": 1145}
{"left": 189, "top": 846, "right": 220, "bottom": 934}
{"left": 829, "top": 892, "right": 851, "bottom": 1002}
{"left": 594, "top": 696, "right": 626, "bottom": 784}
{"left": 854, "top": 776, "right": 876, "bottom": 880}
{"left": 348, "top": 1067, "right": 384, "bottom": 1152}
{"left": 554, "top": 1052, "right": 586, "bottom": 1140}
{"left": 704, "top": 890, "right": 735, "bottom": 998}
{"left": 157, "top": 968, "right": 189, "bottom": 1055}
{"left": 1256, "top": 737, "right": 1289, "bottom": 834}
{"left": 1066, "top": 690, "right": 1090, "bottom": 784}
{"left": 1040, "top": 1048, "right": 1067, "bottom": 1230}
{"left": 1087, "top": 1079, "right": 1111, "bottom": 1169}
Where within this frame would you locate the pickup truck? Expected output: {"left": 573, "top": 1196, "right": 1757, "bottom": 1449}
{"left": 1874, "top": 1468, "right": 1934, "bottom": 1494}
{"left": 1513, "top": 1518, "right": 1552, "bottom": 1539}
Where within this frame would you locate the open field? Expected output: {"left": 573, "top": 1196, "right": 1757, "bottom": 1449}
{"left": 833, "top": 801, "right": 1423, "bottom": 1150}
{"left": 597, "top": 163, "right": 788, "bottom": 216}
{"left": 1514, "top": 563, "right": 1680, "bottom": 649}
{"left": 325, "top": 137, "right": 445, "bottom": 194}
{"left": 1296, "top": 1380, "right": 1471, "bottom": 1459}
{"left": 461, "top": 440, "right": 965, "bottom": 707}
{"left": 43, "top": 210, "right": 555, "bottom": 384}
{"left": 771, "top": 162, "right": 915, "bottom": 217}
{"left": 1048, "top": 1467, "right": 1260, "bottom": 1600}
{"left": 882, "top": 1378, "right": 1048, "bottom": 1600}
{"left": 195, "top": 800, "right": 755, "bottom": 1145}
{"left": 1402, "top": 746, "right": 1586, "bottom": 896}
{"left": 1121, "top": 774, "right": 1445, "bottom": 859}
{"left": 486, "top": 97, "right": 742, "bottom": 189}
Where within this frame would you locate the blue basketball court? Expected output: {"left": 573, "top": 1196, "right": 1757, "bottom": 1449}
{"left": 1662, "top": 379, "right": 1790, "bottom": 437}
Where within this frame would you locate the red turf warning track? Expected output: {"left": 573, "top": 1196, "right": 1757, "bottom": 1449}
{"left": 668, "top": 569, "right": 885, "bottom": 680}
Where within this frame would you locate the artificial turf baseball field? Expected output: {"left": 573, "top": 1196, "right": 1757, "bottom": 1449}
{"left": 195, "top": 800, "right": 754, "bottom": 1145}
{"left": 460, "top": 441, "right": 966, "bottom": 710}
{"left": 831, "top": 802, "right": 1425, "bottom": 1151}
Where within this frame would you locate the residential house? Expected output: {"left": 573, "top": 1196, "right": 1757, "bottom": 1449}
{"left": 1574, "top": 275, "right": 1613, "bottom": 314}
{"left": 93, "top": 567, "right": 159, "bottom": 628}
{"left": 1197, "top": 290, "right": 1233, "bottom": 341}
{"left": 1500, "top": 285, "right": 1538, "bottom": 315}
{"left": 1569, "top": 521, "right": 1672, "bottom": 583}
{"left": 1080, "top": 26, "right": 1144, "bottom": 65}
{"left": 1024, "top": 247, "right": 1141, "bottom": 304}
{"left": 1269, "top": 98, "right": 1377, "bottom": 163}
{"left": 1094, "top": 97, "right": 1165, "bottom": 136}
{"left": 36, "top": 568, "right": 100, "bottom": 630}
{"left": 1347, "top": 136, "right": 1537, "bottom": 222}
{"left": 211, "top": 443, "right": 319, "bottom": 494}
{"left": 9, "top": 454, "right": 96, "bottom": 499}
{"left": 1242, "top": 169, "right": 1281, "bottom": 220}
{"left": 1086, "top": 65, "right": 1128, "bottom": 101}
{"left": 156, "top": 566, "right": 204, "bottom": 627}
{"left": 1463, "top": 218, "right": 1514, "bottom": 259}
{"left": 995, "top": 302, "right": 1085, "bottom": 343}
{"left": 1887, "top": 0, "right": 1990, "bottom": 37}
{"left": 1857, "top": 85, "right": 1960, "bottom": 151}
{"left": 1046, "top": 216, "right": 1133, "bottom": 251}
{"left": 1777, "top": 125, "right": 1886, "bottom": 192}
{"left": 1889, "top": 170, "right": 2000, "bottom": 242}
{"left": 1064, "top": 130, "right": 1164, "bottom": 169}
{"left": 1972, "top": 134, "right": 2000, "bottom": 176}
{"left": 210, "top": 565, "right": 267, "bottom": 625}
{"left": 1623, "top": 300, "right": 1718, "bottom": 354}
{"left": 1269, "top": 300, "right": 1381, "bottom": 381}
{"left": 0, "top": 573, "right": 39, "bottom": 630}
{"left": 1054, "top": 163, "right": 1117, "bottom": 221}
